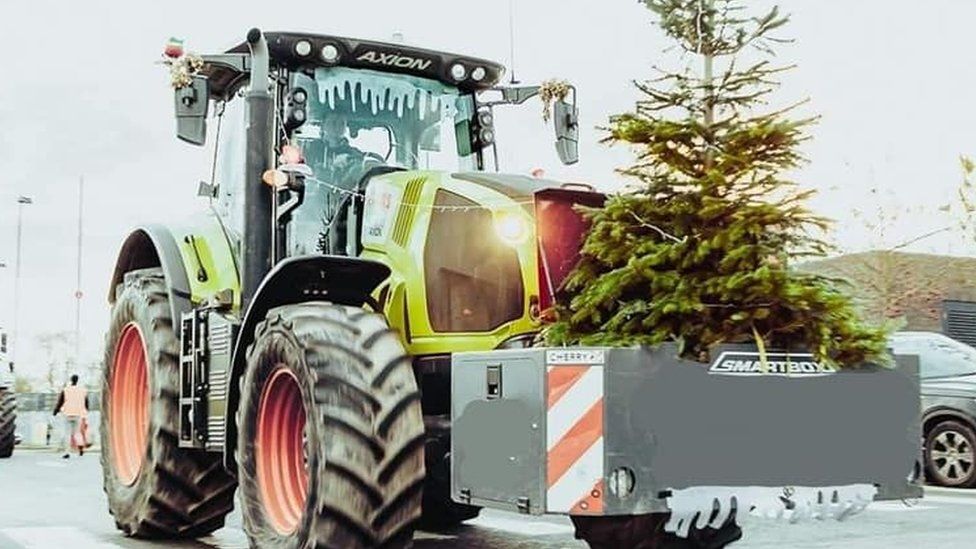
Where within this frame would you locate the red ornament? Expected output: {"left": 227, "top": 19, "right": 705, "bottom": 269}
{"left": 279, "top": 145, "right": 304, "bottom": 165}
{"left": 164, "top": 38, "right": 185, "bottom": 59}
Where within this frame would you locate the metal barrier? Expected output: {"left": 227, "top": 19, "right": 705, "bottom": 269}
{"left": 13, "top": 392, "right": 102, "bottom": 447}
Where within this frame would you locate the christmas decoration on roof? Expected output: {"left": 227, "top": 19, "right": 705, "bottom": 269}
{"left": 158, "top": 37, "right": 204, "bottom": 89}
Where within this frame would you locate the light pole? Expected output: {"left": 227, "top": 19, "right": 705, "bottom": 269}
{"left": 12, "top": 195, "right": 32, "bottom": 368}
{"left": 74, "top": 177, "right": 84, "bottom": 373}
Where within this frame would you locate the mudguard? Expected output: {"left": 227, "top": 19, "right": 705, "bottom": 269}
{"left": 108, "top": 214, "right": 241, "bottom": 338}
{"left": 108, "top": 225, "right": 193, "bottom": 332}
{"left": 222, "top": 254, "right": 391, "bottom": 471}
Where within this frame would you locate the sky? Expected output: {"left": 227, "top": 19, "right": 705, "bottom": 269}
{"left": 1, "top": 0, "right": 975, "bottom": 384}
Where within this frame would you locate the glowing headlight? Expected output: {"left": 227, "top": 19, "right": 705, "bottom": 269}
{"left": 494, "top": 212, "right": 529, "bottom": 245}
{"left": 471, "top": 66, "right": 487, "bottom": 81}
{"left": 450, "top": 63, "right": 467, "bottom": 81}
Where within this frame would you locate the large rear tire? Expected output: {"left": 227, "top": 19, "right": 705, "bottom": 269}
{"left": 0, "top": 387, "right": 15, "bottom": 458}
{"left": 237, "top": 302, "right": 426, "bottom": 549}
{"left": 100, "top": 268, "right": 237, "bottom": 537}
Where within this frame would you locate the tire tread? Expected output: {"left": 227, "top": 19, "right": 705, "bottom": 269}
{"left": 239, "top": 302, "right": 424, "bottom": 549}
{"left": 100, "top": 270, "right": 236, "bottom": 538}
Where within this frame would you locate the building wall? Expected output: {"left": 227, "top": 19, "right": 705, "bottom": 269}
{"left": 802, "top": 251, "right": 976, "bottom": 331}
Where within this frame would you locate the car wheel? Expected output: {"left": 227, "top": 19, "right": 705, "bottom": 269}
{"left": 925, "top": 420, "right": 976, "bottom": 488}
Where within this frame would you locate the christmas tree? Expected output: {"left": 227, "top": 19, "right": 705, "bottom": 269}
{"left": 545, "top": 0, "right": 888, "bottom": 366}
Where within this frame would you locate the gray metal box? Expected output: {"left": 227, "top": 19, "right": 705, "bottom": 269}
{"left": 451, "top": 345, "right": 921, "bottom": 517}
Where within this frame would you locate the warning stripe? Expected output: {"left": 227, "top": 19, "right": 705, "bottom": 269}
{"left": 547, "top": 398, "right": 603, "bottom": 487}
{"left": 546, "top": 364, "right": 605, "bottom": 514}
{"left": 546, "top": 367, "right": 603, "bottom": 450}
{"left": 547, "top": 436, "right": 604, "bottom": 513}
{"left": 547, "top": 365, "right": 589, "bottom": 408}
{"left": 572, "top": 479, "right": 606, "bottom": 515}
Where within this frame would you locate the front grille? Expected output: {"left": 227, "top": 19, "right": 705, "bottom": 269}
{"left": 392, "top": 177, "right": 425, "bottom": 247}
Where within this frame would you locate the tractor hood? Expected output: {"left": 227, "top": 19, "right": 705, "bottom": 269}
{"left": 451, "top": 172, "right": 567, "bottom": 199}
{"left": 450, "top": 172, "right": 603, "bottom": 203}
{"left": 449, "top": 172, "right": 605, "bottom": 316}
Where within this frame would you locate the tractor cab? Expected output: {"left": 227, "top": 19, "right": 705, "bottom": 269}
{"left": 190, "top": 32, "right": 578, "bottom": 239}
{"left": 173, "top": 31, "right": 593, "bottom": 355}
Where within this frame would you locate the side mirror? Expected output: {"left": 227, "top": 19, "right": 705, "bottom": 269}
{"left": 553, "top": 96, "right": 579, "bottom": 165}
{"left": 174, "top": 75, "right": 210, "bottom": 145}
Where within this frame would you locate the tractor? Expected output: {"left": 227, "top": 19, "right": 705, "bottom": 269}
{"left": 101, "top": 28, "right": 594, "bottom": 547}
{"left": 0, "top": 328, "right": 14, "bottom": 458}
{"left": 102, "top": 29, "right": 921, "bottom": 549}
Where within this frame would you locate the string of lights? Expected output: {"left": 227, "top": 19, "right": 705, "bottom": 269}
{"left": 305, "top": 176, "right": 536, "bottom": 212}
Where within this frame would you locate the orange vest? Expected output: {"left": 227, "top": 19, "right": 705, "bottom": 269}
{"left": 62, "top": 385, "right": 87, "bottom": 418}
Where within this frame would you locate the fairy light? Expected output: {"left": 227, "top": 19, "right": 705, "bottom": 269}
{"left": 304, "top": 176, "right": 535, "bottom": 212}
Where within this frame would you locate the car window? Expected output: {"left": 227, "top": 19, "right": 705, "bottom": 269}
{"left": 891, "top": 334, "right": 976, "bottom": 379}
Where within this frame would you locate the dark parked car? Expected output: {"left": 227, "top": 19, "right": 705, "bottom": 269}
{"left": 891, "top": 331, "right": 976, "bottom": 488}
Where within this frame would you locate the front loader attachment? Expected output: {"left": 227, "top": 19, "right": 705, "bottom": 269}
{"left": 450, "top": 344, "right": 920, "bottom": 532}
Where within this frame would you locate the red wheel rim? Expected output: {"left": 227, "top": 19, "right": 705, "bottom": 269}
{"left": 256, "top": 367, "right": 309, "bottom": 535}
{"left": 110, "top": 323, "right": 150, "bottom": 486}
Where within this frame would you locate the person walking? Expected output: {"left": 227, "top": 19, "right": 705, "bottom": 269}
{"left": 53, "top": 374, "right": 89, "bottom": 458}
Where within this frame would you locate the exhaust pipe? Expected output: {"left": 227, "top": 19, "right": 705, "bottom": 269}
{"left": 242, "top": 28, "right": 274, "bottom": 310}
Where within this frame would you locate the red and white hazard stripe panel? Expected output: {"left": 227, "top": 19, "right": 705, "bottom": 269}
{"left": 545, "top": 364, "right": 605, "bottom": 515}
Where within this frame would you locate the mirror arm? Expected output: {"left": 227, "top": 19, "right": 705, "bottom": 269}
{"left": 481, "top": 85, "right": 542, "bottom": 107}
{"left": 200, "top": 54, "right": 250, "bottom": 74}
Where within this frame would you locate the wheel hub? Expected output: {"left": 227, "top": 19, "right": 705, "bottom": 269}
{"left": 932, "top": 430, "right": 974, "bottom": 482}
{"left": 109, "top": 323, "right": 150, "bottom": 486}
{"left": 256, "top": 367, "right": 309, "bottom": 535}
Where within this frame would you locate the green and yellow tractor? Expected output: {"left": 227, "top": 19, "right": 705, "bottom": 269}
{"left": 101, "top": 28, "right": 597, "bottom": 547}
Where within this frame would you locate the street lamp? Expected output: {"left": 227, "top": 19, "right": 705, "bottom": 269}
{"left": 12, "top": 195, "right": 32, "bottom": 367}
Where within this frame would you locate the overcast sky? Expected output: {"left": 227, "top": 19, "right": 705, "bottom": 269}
{"left": 1, "top": 0, "right": 974, "bottom": 383}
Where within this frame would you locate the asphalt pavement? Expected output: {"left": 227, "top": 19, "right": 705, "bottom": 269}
{"left": 2, "top": 449, "right": 976, "bottom": 548}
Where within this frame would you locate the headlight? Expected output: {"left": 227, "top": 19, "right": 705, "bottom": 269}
{"left": 494, "top": 212, "right": 529, "bottom": 245}
{"left": 321, "top": 44, "right": 340, "bottom": 63}
{"left": 450, "top": 63, "right": 467, "bottom": 81}
{"left": 294, "top": 40, "right": 312, "bottom": 57}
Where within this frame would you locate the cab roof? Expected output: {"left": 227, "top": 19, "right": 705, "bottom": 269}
{"left": 205, "top": 31, "right": 506, "bottom": 99}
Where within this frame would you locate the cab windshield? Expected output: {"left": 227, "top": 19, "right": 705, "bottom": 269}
{"left": 286, "top": 67, "right": 477, "bottom": 255}
{"left": 294, "top": 67, "right": 475, "bottom": 186}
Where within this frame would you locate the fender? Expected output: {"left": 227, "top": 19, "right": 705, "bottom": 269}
{"left": 922, "top": 405, "right": 976, "bottom": 434}
{"left": 222, "top": 254, "right": 391, "bottom": 471}
{"left": 108, "top": 225, "right": 192, "bottom": 335}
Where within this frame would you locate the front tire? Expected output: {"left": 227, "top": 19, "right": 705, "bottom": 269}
{"left": 0, "top": 387, "right": 16, "bottom": 458}
{"left": 100, "top": 269, "right": 237, "bottom": 537}
{"left": 925, "top": 420, "right": 976, "bottom": 488}
{"left": 237, "top": 302, "right": 425, "bottom": 549}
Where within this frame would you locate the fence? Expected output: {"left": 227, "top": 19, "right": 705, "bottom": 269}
{"left": 15, "top": 392, "right": 102, "bottom": 448}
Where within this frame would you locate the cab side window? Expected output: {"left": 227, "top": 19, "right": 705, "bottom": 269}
{"left": 213, "top": 95, "right": 248, "bottom": 237}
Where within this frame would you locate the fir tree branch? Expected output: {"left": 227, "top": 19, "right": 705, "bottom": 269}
{"left": 628, "top": 211, "right": 689, "bottom": 243}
